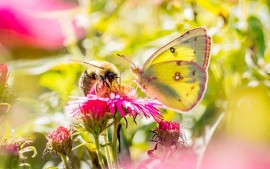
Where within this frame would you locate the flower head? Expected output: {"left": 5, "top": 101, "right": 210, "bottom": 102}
{"left": 146, "top": 120, "right": 192, "bottom": 168}
{"left": 80, "top": 99, "right": 109, "bottom": 121}
{"left": 0, "top": 140, "right": 19, "bottom": 168}
{"left": 158, "top": 120, "right": 180, "bottom": 132}
{"left": 68, "top": 97, "right": 111, "bottom": 135}
{"left": 46, "top": 126, "right": 72, "bottom": 156}
{"left": 106, "top": 92, "right": 163, "bottom": 121}
{"left": 155, "top": 120, "right": 181, "bottom": 147}
{"left": 67, "top": 82, "right": 164, "bottom": 123}
{"left": 0, "top": 137, "right": 36, "bottom": 168}
{"left": 0, "top": 143, "right": 19, "bottom": 155}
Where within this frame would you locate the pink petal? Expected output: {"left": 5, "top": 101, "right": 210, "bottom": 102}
{"left": 117, "top": 100, "right": 126, "bottom": 117}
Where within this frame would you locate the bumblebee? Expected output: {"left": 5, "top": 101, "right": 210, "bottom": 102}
{"left": 77, "top": 60, "right": 119, "bottom": 96}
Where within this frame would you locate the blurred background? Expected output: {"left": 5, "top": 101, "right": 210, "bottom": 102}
{"left": 0, "top": 0, "right": 270, "bottom": 168}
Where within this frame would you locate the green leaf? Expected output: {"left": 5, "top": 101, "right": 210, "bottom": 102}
{"left": 247, "top": 16, "right": 266, "bottom": 58}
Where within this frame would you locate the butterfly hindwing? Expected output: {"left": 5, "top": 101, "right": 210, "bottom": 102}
{"left": 142, "top": 61, "right": 207, "bottom": 111}
{"left": 143, "top": 28, "right": 211, "bottom": 70}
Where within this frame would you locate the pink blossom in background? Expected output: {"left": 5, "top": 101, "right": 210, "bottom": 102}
{"left": 139, "top": 145, "right": 197, "bottom": 169}
{"left": 0, "top": 144, "right": 19, "bottom": 155}
{"left": 0, "top": 0, "right": 84, "bottom": 50}
{"left": 200, "top": 138, "right": 270, "bottom": 169}
{"left": 0, "top": 64, "right": 9, "bottom": 84}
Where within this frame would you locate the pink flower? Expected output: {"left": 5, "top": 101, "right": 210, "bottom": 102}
{"left": 79, "top": 99, "right": 109, "bottom": 121}
{"left": 140, "top": 146, "right": 197, "bottom": 169}
{"left": 141, "top": 120, "right": 195, "bottom": 169}
{"left": 106, "top": 92, "right": 163, "bottom": 121}
{"left": 0, "top": 137, "right": 35, "bottom": 167}
{"left": 47, "top": 126, "right": 72, "bottom": 155}
{"left": 67, "top": 82, "right": 164, "bottom": 136}
{"left": 151, "top": 120, "right": 182, "bottom": 147}
{"left": 200, "top": 138, "right": 270, "bottom": 169}
{"left": 0, "top": 144, "right": 19, "bottom": 155}
{"left": 67, "top": 97, "right": 111, "bottom": 135}
{"left": 49, "top": 126, "right": 71, "bottom": 143}
{"left": 0, "top": 0, "right": 84, "bottom": 50}
{"left": 67, "top": 93, "right": 163, "bottom": 122}
{"left": 0, "top": 64, "right": 9, "bottom": 84}
{"left": 158, "top": 120, "right": 180, "bottom": 132}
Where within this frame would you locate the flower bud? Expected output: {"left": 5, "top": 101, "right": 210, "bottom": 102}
{"left": 0, "top": 143, "right": 19, "bottom": 168}
{"left": 79, "top": 99, "right": 111, "bottom": 136}
{"left": 47, "top": 126, "right": 72, "bottom": 156}
{"left": 156, "top": 120, "right": 181, "bottom": 147}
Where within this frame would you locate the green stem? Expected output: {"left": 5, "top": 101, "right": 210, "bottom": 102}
{"left": 94, "top": 135, "right": 106, "bottom": 169}
{"left": 104, "top": 129, "right": 113, "bottom": 169}
{"left": 112, "top": 122, "right": 120, "bottom": 169}
{"left": 59, "top": 153, "right": 70, "bottom": 169}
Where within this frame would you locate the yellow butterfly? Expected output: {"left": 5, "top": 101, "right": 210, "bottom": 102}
{"left": 119, "top": 28, "right": 211, "bottom": 112}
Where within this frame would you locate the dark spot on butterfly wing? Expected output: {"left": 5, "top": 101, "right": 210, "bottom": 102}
{"left": 176, "top": 61, "right": 182, "bottom": 65}
{"left": 173, "top": 72, "right": 184, "bottom": 81}
{"left": 192, "top": 70, "right": 196, "bottom": 76}
{"left": 170, "top": 47, "right": 175, "bottom": 53}
{"left": 194, "top": 37, "right": 197, "bottom": 41}
{"left": 191, "top": 86, "right": 195, "bottom": 90}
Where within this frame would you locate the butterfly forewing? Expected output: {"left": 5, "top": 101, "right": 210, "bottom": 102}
{"left": 142, "top": 61, "right": 207, "bottom": 111}
{"left": 143, "top": 28, "right": 211, "bottom": 70}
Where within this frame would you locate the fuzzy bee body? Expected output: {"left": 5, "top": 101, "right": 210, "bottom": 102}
{"left": 79, "top": 61, "right": 118, "bottom": 96}
{"left": 79, "top": 67, "right": 98, "bottom": 96}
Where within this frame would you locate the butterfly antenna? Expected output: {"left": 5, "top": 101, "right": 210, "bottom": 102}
{"left": 69, "top": 58, "right": 104, "bottom": 70}
{"left": 117, "top": 54, "right": 136, "bottom": 67}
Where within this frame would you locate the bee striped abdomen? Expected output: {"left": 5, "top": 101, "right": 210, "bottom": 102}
{"left": 79, "top": 70, "right": 97, "bottom": 96}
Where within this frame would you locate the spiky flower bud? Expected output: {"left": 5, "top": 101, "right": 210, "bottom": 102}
{"left": 0, "top": 143, "right": 19, "bottom": 168}
{"left": 156, "top": 120, "right": 181, "bottom": 147}
{"left": 47, "top": 126, "right": 72, "bottom": 156}
{"left": 0, "top": 137, "right": 36, "bottom": 168}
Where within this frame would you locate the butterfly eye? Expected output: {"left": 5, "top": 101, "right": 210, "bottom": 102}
{"left": 131, "top": 67, "right": 141, "bottom": 74}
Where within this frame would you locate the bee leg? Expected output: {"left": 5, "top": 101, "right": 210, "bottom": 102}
{"left": 103, "top": 80, "right": 111, "bottom": 89}
{"left": 117, "top": 124, "right": 122, "bottom": 153}
{"left": 133, "top": 114, "right": 138, "bottom": 125}
{"left": 95, "top": 84, "right": 99, "bottom": 94}
{"left": 123, "top": 117, "right": 128, "bottom": 128}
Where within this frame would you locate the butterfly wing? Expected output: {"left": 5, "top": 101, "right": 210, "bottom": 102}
{"left": 143, "top": 28, "right": 211, "bottom": 70}
{"left": 141, "top": 61, "right": 207, "bottom": 111}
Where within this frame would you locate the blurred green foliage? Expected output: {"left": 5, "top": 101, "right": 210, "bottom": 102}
{"left": 1, "top": 0, "right": 270, "bottom": 168}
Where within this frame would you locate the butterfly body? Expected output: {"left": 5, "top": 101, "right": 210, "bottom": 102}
{"left": 131, "top": 28, "right": 211, "bottom": 112}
